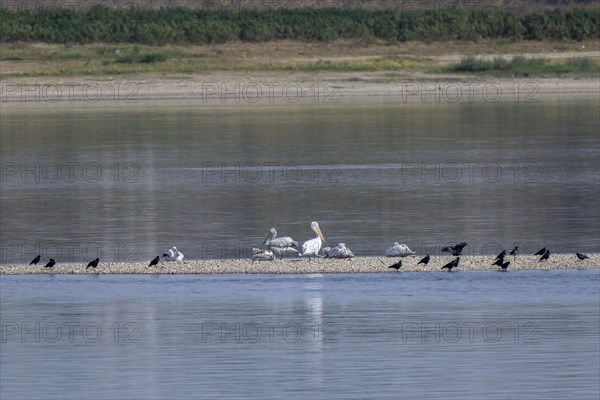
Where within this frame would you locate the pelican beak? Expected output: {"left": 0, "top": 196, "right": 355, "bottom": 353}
{"left": 262, "top": 235, "right": 269, "bottom": 245}
{"left": 316, "top": 226, "right": 326, "bottom": 243}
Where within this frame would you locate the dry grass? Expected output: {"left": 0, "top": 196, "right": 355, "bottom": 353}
{"left": 1, "top": 39, "right": 598, "bottom": 78}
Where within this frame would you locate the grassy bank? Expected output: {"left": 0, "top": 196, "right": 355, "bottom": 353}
{"left": 1, "top": 40, "right": 598, "bottom": 79}
{"left": 0, "top": 43, "right": 423, "bottom": 77}
{"left": 1, "top": 7, "right": 599, "bottom": 45}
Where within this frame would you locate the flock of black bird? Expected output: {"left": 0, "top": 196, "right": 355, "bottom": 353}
{"left": 25, "top": 244, "right": 591, "bottom": 271}
{"left": 388, "top": 242, "right": 591, "bottom": 272}
{"left": 29, "top": 256, "right": 98, "bottom": 269}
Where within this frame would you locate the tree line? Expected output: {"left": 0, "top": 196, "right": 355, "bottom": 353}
{"left": 1, "top": 6, "right": 598, "bottom": 44}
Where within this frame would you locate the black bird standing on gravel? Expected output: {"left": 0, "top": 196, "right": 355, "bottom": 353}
{"left": 576, "top": 253, "right": 589, "bottom": 261}
{"left": 441, "top": 257, "right": 460, "bottom": 271}
{"left": 417, "top": 254, "right": 430, "bottom": 266}
{"left": 494, "top": 250, "right": 507, "bottom": 262}
{"left": 29, "top": 255, "right": 41, "bottom": 265}
{"left": 43, "top": 259, "right": 56, "bottom": 269}
{"left": 509, "top": 247, "right": 518, "bottom": 260}
{"left": 539, "top": 249, "right": 550, "bottom": 262}
{"left": 86, "top": 258, "right": 99, "bottom": 269}
{"left": 388, "top": 260, "right": 402, "bottom": 271}
{"left": 492, "top": 257, "right": 505, "bottom": 267}
{"left": 149, "top": 256, "right": 160, "bottom": 267}
{"left": 499, "top": 261, "right": 510, "bottom": 270}
{"left": 534, "top": 247, "right": 547, "bottom": 256}
{"left": 441, "top": 242, "right": 468, "bottom": 256}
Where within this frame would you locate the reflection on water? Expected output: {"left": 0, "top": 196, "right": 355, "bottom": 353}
{"left": 1, "top": 99, "right": 599, "bottom": 263}
{"left": 1, "top": 270, "right": 598, "bottom": 399}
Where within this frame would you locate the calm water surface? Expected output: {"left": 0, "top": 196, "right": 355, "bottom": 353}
{"left": 1, "top": 99, "right": 599, "bottom": 263}
{"left": 1, "top": 270, "right": 599, "bottom": 399}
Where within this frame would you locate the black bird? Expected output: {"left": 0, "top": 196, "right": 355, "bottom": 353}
{"left": 534, "top": 247, "right": 546, "bottom": 256}
{"left": 509, "top": 246, "right": 519, "bottom": 259}
{"left": 539, "top": 249, "right": 550, "bottom": 262}
{"left": 441, "top": 257, "right": 460, "bottom": 271}
{"left": 29, "top": 255, "right": 41, "bottom": 265}
{"left": 43, "top": 259, "right": 56, "bottom": 268}
{"left": 388, "top": 260, "right": 402, "bottom": 271}
{"left": 492, "top": 257, "right": 505, "bottom": 267}
{"left": 149, "top": 256, "right": 160, "bottom": 267}
{"left": 576, "top": 253, "right": 589, "bottom": 261}
{"left": 441, "top": 242, "right": 468, "bottom": 256}
{"left": 499, "top": 260, "right": 510, "bottom": 270}
{"left": 417, "top": 254, "right": 430, "bottom": 266}
{"left": 86, "top": 258, "right": 99, "bottom": 269}
{"left": 494, "top": 250, "right": 507, "bottom": 262}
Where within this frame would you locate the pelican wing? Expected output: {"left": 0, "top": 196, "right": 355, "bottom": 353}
{"left": 301, "top": 238, "right": 322, "bottom": 256}
{"left": 268, "top": 236, "right": 297, "bottom": 248}
{"left": 386, "top": 243, "right": 414, "bottom": 257}
{"left": 271, "top": 246, "right": 299, "bottom": 258}
{"left": 174, "top": 250, "right": 184, "bottom": 261}
{"left": 329, "top": 243, "right": 355, "bottom": 258}
{"left": 162, "top": 248, "right": 176, "bottom": 261}
{"left": 251, "top": 250, "right": 274, "bottom": 261}
{"left": 340, "top": 246, "right": 355, "bottom": 258}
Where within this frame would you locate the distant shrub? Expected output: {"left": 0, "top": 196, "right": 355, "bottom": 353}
{"left": 116, "top": 51, "right": 167, "bottom": 64}
{"left": 450, "top": 56, "right": 492, "bottom": 72}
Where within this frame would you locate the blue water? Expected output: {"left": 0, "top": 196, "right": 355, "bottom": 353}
{"left": 1, "top": 269, "right": 599, "bottom": 399}
{"left": 2, "top": 100, "right": 599, "bottom": 264}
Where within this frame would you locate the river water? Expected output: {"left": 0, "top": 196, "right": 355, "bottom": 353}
{"left": 1, "top": 270, "right": 599, "bottom": 399}
{"left": 1, "top": 99, "right": 598, "bottom": 263}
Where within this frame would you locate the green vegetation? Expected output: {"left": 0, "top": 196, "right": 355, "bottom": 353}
{"left": 1, "top": 42, "right": 597, "bottom": 79}
{"left": 2, "top": 41, "right": 598, "bottom": 79}
{"left": 0, "top": 6, "right": 598, "bottom": 45}
{"left": 114, "top": 47, "right": 169, "bottom": 64}
{"left": 445, "top": 55, "right": 600, "bottom": 76}
{"left": 0, "top": 43, "right": 424, "bottom": 78}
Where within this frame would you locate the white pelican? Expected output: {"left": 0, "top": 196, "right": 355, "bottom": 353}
{"left": 324, "top": 243, "right": 355, "bottom": 259}
{"left": 162, "top": 247, "right": 175, "bottom": 261}
{"left": 263, "top": 227, "right": 299, "bottom": 260}
{"left": 271, "top": 246, "right": 299, "bottom": 260}
{"left": 300, "top": 222, "right": 326, "bottom": 261}
{"left": 162, "top": 246, "right": 184, "bottom": 262}
{"left": 173, "top": 246, "right": 184, "bottom": 261}
{"left": 385, "top": 242, "right": 416, "bottom": 257}
{"left": 251, "top": 248, "right": 274, "bottom": 261}
{"left": 263, "top": 228, "right": 299, "bottom": 249}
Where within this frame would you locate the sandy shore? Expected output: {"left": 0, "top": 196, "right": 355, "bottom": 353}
{"left": 1, "top": 254, "right": 598, "bottom": 275}
{"left": 2, "top": 40, "right": 598, "bottom": 108}
{"left": 1, "top": 74, "right": 598, "bottom": 110}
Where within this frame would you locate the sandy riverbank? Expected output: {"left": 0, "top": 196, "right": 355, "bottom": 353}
{"left": 1, "top": 73, "right": 599, "bottom": 109}
{"left": 1, "top": 40, "right": 598, "bottom": 107}
{"left": 1, "top": 254, "right": 598, "bottom": 275}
